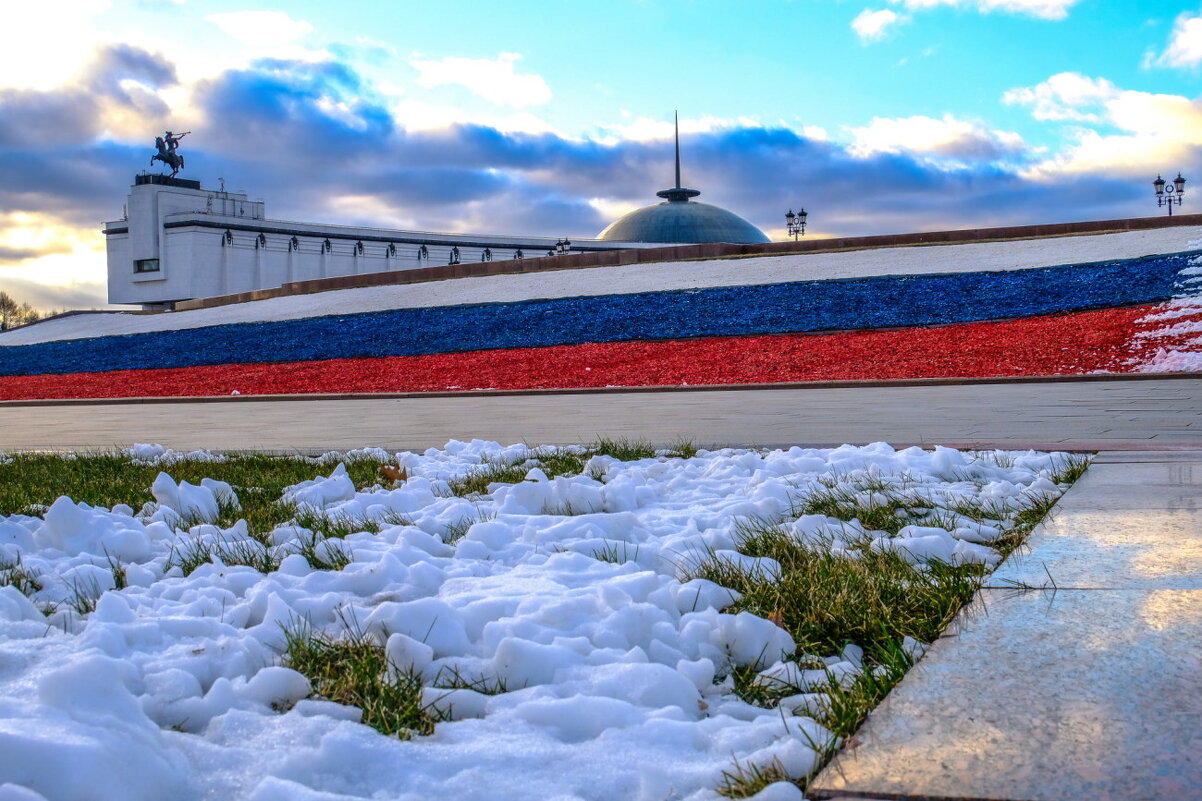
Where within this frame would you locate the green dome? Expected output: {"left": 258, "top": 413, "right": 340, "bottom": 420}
{"left": 597, "top": 197, "right": 770, "bottom": 245}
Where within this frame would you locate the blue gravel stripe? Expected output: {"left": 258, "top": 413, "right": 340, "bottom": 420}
{"left": 0, "top": 253, "right": 1192, "bottom": 377}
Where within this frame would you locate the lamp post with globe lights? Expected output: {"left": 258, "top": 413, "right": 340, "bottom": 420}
{"left": 1154, "top": 174, "right": 1186, "bottom": 216}
{"left": 785, "top": 208, "right": 807, "bottom": 241}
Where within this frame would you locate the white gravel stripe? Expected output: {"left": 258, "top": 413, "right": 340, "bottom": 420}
{"left": 4, "top": 226, "right": 1199, "bottom": 347}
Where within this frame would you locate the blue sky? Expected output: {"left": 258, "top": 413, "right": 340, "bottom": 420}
{"left": 3, "top": 0, "right": 1202, "bottom": 309}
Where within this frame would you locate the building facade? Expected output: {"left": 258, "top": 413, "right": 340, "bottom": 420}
{"left": 105, "top": 175, "right": 659, "bottom": 309}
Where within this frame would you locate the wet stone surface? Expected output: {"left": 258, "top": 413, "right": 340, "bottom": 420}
{"left": 810, "top": 587, "right": 1202, "bottom": 801}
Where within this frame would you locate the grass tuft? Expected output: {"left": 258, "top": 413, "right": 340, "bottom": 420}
{"left": 1051, "top": 452, "right": 1092, "bottom": 485}
{"left": 591, "top": 541, "right": 640, "bottom": 564}
{"left": 716, "top": 757, "right": 791, "bottom": 798}
{"left": 284, "top": 623, "right": 444, "bottom": 738}
{"left": 589, "top": 436, "right": 657, "bottom": 462}
{"left": 167, "top": 535, "right": 281, "bottom": 576}
{"left": 291, "top": 533, "right": 353, "bottom": 571}
{"left": 431, "top": 665, "right": 509, "bottom": 696}
{"left": 0, "top": 553, "right": 42, "bottom": 598}
{"left": 445, "top": 460, "right": 530, "bottom": 497}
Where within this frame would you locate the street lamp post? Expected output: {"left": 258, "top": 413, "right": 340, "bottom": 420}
{"left": 555, "top": 238, "right": 572, "bottom": 255}
{"left": 1154, "top": 174, "right": 1187, "bottom": 216}
{"left": 785, "top": 208, "right": 807, "bottom": 241}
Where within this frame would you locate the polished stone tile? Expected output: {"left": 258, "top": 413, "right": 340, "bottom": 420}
{"left": 1067, "top": 461, "right": 1202, "bottom": 486}
{"left": 1052, "top": 484, "right": 1202, "bottom": 511}
{"left": 988, "top": 508, "right": 1202, "bottom": 589}
{"left": 809, "top": 589, "right": 1202, "bottom": 801}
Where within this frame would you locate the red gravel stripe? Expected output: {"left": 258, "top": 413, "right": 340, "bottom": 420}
{"left": 0, "top": 305, "right": 1156, "bottom": 400}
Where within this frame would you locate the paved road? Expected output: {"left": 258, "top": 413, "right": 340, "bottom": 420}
{"left": 1, "top": 376, "right": 1197, "bottom": 453}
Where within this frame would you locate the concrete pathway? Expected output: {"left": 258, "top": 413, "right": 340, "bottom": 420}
{"left": 809, "top": 451, "right": 1202, "bottom": 801}
{"left": 0, "top": 375, "right": 1198, "bottom": 452}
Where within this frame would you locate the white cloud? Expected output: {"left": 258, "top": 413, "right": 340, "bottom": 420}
{"left": 889, "top": 0, "right": 1081, "bottom": 20}
{"left": 1006, "top": 73, "right": 1202, "bottom": 177}
{"left": 410, "top": 53, "right": 551, "bottom": 108}
{"left": 592, "top": 114, "right": 760, "bottom": 145}
{"left": 0, "top": 1, "right": 111, "bottom": 90}
{"left": 205, "top": 11, "right": 314, "bottom": 47}
{"left": 1002, "top": 72, "right": 1117, "bottom": 121}
{"left": 0, "top": 213, "right": 109, "bottom": 306}
{"left": 848, "top": 113, "right": 1027, "bottom": 161}
{"left": 389, "top": 98, "right": 559, "bottom": 135}
{"left": 852, "top": 9, "right": 906, "bottom": 42}
{"left": 802, "top": 125, "right": 830, "bottom": 142}
{"left": 1152, "top": 11, "right": 1202, "bottom": 68}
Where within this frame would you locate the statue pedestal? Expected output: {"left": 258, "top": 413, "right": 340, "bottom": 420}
{"left": 135, "top": 174, "right": 201, "bottom": 190}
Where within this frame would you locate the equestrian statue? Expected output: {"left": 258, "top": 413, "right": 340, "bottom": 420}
{"left": 151, "top": 130, "right": 189, "bottom": 177}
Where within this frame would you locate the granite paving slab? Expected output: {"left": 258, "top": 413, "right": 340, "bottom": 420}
{"left": 987, "top": 508, "right": 1202, "bottom": 589}
{"left": 1057, "top": 461, "right": 1200, "bottom": 485}
{"left": 809, "top": 588, "right": 1202, "bottom": 801}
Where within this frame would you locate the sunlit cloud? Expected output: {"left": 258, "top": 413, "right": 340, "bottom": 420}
{"left": 848, "top": 113, "right": 1027, "bottom": 162}
{"left": 597, "top": 115, "right": 762, "bottom": 144}
{"left": 1007, "top": 73, "right": 1202, "bottom": 177}
{"left": 852, "top": 9, "right": 907, "bottom": 42}
{"left": 205, "top": 10, "right": 315, "bottom": 47}
{"left": 410, "top": 52, "right": 552, "bottom": 108}
{"left": 0, "top": 1, "right": 111, "bottom": 90}
{"left": 0, "top": 211, "right": 109, "bottom": 310}
{"left": 889, "top": 0, "right": 1081, "bottom": 19}
{"left": 1002, "top": 72, "right": 1117, "bottom": 122}
{"left": 1150, "top": 10, "right": 1202, "bottom": 69}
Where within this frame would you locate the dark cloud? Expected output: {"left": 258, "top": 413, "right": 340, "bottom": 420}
{"left": 0, "top": 89, "right": 99, "bottom": 148}
{"left": 0, "top": 245, "right": 60, "bottom": 264}
{"left": 0, "top": 277, "right": 109, "bottom": 312}
{"left": 3, "top": 52, "right": 1200, "bottom": 286}
{"left": 84, "top": 43, "right": 178, "bottom": 100}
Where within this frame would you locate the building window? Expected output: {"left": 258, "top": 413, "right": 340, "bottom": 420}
{"left": 134, "top": 258, "right": 160, "bottom": 273}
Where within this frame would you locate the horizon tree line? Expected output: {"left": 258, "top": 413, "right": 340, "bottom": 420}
{"left": 0, "top": 291, "right": 58, "bottom": 330}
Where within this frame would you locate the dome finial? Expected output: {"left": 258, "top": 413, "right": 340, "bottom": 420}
{"left": 674, "top": 109, "right": 682, "bottom": 190}
{"left": 657, "top": 110, "right": 701, "bottom": 202}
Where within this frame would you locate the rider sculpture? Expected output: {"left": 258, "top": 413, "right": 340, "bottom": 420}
{"left": 151, "top": 130, "right": 190, "bottom": 177}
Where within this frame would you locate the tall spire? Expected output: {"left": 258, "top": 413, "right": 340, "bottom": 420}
{"left": 674, "top": 110, "right": 682, "bottom": 190}
{"left": 657, "top": 110, "right": 701, "bottom": 202}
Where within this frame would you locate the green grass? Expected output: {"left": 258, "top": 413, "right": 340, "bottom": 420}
{"left": 442, "top": 438, "right": 704, "bottom": 498}
{"left": 284, "top": 623, "right": 444, "bottom": 738}
{"left": 716, "top": 757, "right": 791, "bottom": 798}
{"left": 430, "top": 665, "right": 509, "bottom": 696}
{"left": 0, "top": 553, "right": 42, "bottom": 597}
{"left": 166, "top": 534, "right": 282, "bottom": 576}
{"left": 290, "top": 532, "right": 354, "bottom": 571}
{"left": 688, "top": 454, "right": 1091, "bottom": 795}
{"left": 590, "top": 436, "right": 658, "bottom": 462}
{"left": 591, "top": 541, "right": 641, "bottom": 564}
{"left": 445, "top": 460, "right": 531, "bottom": 497}
{"left": 696, "top": 522, "right": 982, "bottom": 661}
{"left": 0, "top": 451, "right": 384, "bottom": 540}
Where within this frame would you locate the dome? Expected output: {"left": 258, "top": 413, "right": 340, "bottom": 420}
{"left": 597, "top": 196, "right": 770, "bottom": 244}
{"left": 596, "top": 112, "right": 769, "bottom": 245}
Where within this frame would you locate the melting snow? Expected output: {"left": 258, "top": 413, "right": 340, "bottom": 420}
{"left": 0, "top": 441, "right": 1074, "bottom": 800}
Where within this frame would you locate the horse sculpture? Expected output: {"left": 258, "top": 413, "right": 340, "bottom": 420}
{"left": 151, "top": 136, "right": 185, "bottom": 177}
